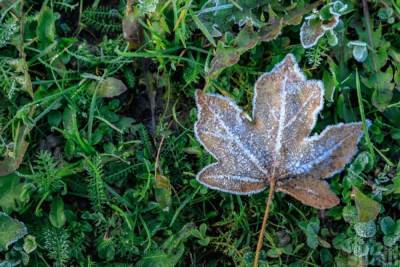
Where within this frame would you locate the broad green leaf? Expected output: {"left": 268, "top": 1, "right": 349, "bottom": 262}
{"left": 353, "top": 187, "right": 380, "bottom": 222}
{"left": 49, "top": 197, "right": 66, "bottom": 228}
{"left": 154, "top": 174, "right": 172, "bottom": 211}
{"left": 136, "top": 246, "right": 184, "bottom": 267}
{"left": 380, "top": 216, "right": 400, "bottom": 246}
{"left": 0, "top": 174, "right": 31, "bottom": 212}
{"left": 97, "top": 238, "right": 115, "bottom": 261}
{"left": 0, "top": 212, "right": 27, "bottom": 251}
{"left": 334, "top": 255, "right": 364, "bottom": 267}
{"left": 36, "top": 6, "right": 57, "bottom": 48}
{"left": 372, "top": 89, "right": 393, "bottom": 112}
{"left": 323, "top": 69, "right": 336, "bottom": 102}
{"left": 95, "top": 77, "right": 128, "bottom": 98}
{"left": 347, "top": 41, "right": 368, "bottom": 62}
{"left": 266, "top": 247, "right": 283, "bottom": 258}
{"left": 320, "top": 249, "right": 333, "bottom": 266}
{"left": 23, "top": 235, "right": 37, "bottom": 254}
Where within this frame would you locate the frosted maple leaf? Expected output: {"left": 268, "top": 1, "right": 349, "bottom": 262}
{"left": 194, "top": 54, "right": 364, "bottom": 209}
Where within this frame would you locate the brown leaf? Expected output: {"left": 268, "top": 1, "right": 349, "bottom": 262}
{"left": 123, "top": 15, "right": 143, "bottom": 49}
{"left": 195, "top": 54, "right": 364, "bottom": 209}
{"left": 0, "top": 140, "right": 28, "bottom": 177}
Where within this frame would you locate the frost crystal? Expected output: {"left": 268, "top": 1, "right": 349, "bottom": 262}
{"left": 300, "top": 1, "right": 347, "bottom": 49}
{"left": 138, "top": 0, "right": 159, "bottom": 14}
{"left": 194, "top": 54, "right": 364, "bottom": 209}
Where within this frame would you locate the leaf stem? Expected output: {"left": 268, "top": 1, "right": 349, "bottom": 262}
{"left": 253, "top": 176, "right": 276, "bottom": 267}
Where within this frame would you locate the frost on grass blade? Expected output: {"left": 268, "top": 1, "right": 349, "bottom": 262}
{"left": 194, "top": 54, "right": 365, "bottom": 209}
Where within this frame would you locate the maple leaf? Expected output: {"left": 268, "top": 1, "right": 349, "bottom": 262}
{"left": 194, "top": 54, "right": 365, "bottom": 209}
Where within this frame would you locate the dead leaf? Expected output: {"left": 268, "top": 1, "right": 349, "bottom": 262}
{"left": 195, "top": 54, "right": 364, "bottom": 209}
{"left": 0, "top": 125, "right": 29, "bottom": 177}
{"left": 123, "top": 13, "right": 143, "bottom": 49}
{"left": 0, "top": 140, "right": 28, "bottom": 176}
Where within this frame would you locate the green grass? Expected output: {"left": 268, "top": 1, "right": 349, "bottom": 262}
{"left": 0, "top": 0, "right": 400, "bottom": 266}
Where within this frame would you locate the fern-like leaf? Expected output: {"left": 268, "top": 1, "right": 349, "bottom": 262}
{"left": 31, "top": 151, "right": 63, "bottom": 196}
{"left": 42, "top": 227, "right": 71, "bottom": 267}
{"left": 305, "top": 38, "right": 330, "bottom": 69}
{"left": 85, "top": 157, "right": 108, "bottom": 213}
{"left": 82, "top": 6, "right": 122, "bottom": 33}
{"left": 0, "top": 17, "right": 18, "bottom": 48}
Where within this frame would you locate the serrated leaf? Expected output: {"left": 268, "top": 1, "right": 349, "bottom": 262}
{"left": 0, "top": 212, "right": 27, "bottom": 251}
{"left": 353, "top": 187, "right": 380, "bottom": 222}
{"left": 195, "top": 54, "right": 364, "bottom": 209}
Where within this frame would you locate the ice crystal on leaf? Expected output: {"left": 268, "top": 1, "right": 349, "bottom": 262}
{"left": 300, "top": 1, "right": 347, "bottom": 48}
{"left": 194, "top": 54, "right": 364, "bottom": 209}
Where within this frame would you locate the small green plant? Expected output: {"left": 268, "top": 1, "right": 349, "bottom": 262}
{"left": 85, "top": 156, "right": 108, "bottom": 213}
{"left": 82, "top": 6, "right": 122, "bottom": 33}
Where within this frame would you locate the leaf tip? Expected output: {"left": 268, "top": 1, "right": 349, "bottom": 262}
{"left": 283, "top": 53, "right": 297, "bottom": 65}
